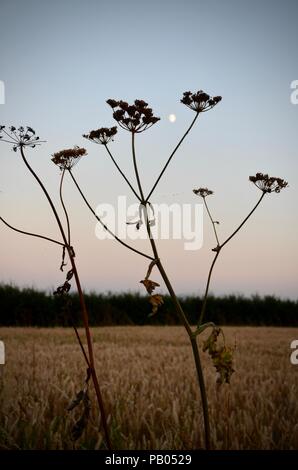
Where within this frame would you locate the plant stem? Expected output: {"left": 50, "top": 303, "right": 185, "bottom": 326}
{"left": 144, "top": 207, "right": 210, "bottom": 449}
{"left": 68, "top": 169, "right": 154, "bottom": 261}
{"left": 19, "top": 146, "right": 112, "bottom": 450}
{"left": 0, "top": 218, "right": 90, "bottom": 371}
{"left": 198, "top": 192, "right": 266, "bottom": 326}
{"left": 190, "top": 336, "right": 211, "bottom": 448}
{"left": 0, "top": 216, "right": 65, "bottom": 247}
{"left": 104, "top": 144, "right": 141, "bottom": 201}
{"left": 59, "top": 169, "right": 71, "bottom": 245}
{"left": 203, "top": 197, "right": 219, "bottom": 246}
{"left": 146, "top": 113, "right": 199, "bottom": 202}
{"left": 132, "top": 132, "right": 145, "bottom": 202}
{"left": 220, "top": 192, "right": 265, "bottom": 249}
{"left": 132, "top": 138, "right": 210, "bottom": 449}
{"left": 198, "top": 251, "right": 220, "bottom": 327}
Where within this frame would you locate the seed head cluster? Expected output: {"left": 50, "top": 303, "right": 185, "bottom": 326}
{"left": 83, "top": 127, "right": 117, "bottom": 145}
{"left": 249, "top": 173, "right": 288, "bottom": 193}
{"left": 0, "top": 125, "right": 41, "bottom": 151}
{"left": 51, "top": 146, "right": 87, "bottom": 170}
{"left": 106, "top": 99, "right": 160, "bottom": 133}
{"left": 181, "top": 90, "right": 222, "bottom": 113}
{"left": 193, "top": 187, "right": 214, "bottom": 198}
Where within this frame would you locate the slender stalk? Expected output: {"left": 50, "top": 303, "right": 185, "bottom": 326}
{"left": 203, "top": 197, "right": 219, "bottom": 246}
{"left": 132, "top": 137, "right": 210, "bottom": 449}
{"left": 0, "top": 217, "right": 65, "bottom": 247}
{"left": 190, "top": 336, "right": 211, "bottom": 448}
{"left": 198, "top": 251, "right": 220, "bottom": 327}
{"left": 0, "top": 217, "right": 91, "bottom": 372}
{"left": 146, "top": 113, "right": 199, "bottom": 202}
{"left": 104, "top": 144, "right": 141, "bottom": 201}
{"left": 68, "top": 169, "right": 154, "bottom": 261}
{"left": 198, "top": 192, "right": 266, "bottom": 326}
{"left": 220, "top": 192, "right": 265, "bottom": 249}
{"left": 144, "top": 204, "right": 210, "bottom": 449}
{"left": 72, "top": 324, "right": 90, "bottom": 368}
{"left": 132, "top": 132, "right": 145, "bottom": 202}
{"left": 59, "top": 169, "right": 71, "bottom": 245}
{"left": 19, "top": 145, "right": 112, "bottom": 450}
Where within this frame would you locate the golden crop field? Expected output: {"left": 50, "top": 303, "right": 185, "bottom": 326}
{"left": 0, "top": 326, "right": 298, "bottom": 450}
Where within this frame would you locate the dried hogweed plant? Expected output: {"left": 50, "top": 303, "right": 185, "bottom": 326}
{"left": 0, "top": 89, "right": 288, "bottom": 450}
{"left": 0, "top": 127, "right": 112, "bottom": 449}
{"left": 77, "top": 90, "right": 287, "bottom": 449}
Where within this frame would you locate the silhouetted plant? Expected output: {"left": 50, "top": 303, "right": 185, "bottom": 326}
{"left": 76, "top": 89, "right": 287, "bottom": 449}
{"left": 0, "top": 88, "right": 288, "bottom": 450}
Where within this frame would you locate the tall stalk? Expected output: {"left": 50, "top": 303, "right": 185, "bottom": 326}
{"left": 132, "top": 133, "right": 211, "bottom": 449}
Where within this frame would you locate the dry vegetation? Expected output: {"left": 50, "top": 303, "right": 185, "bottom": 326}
{"left": 0, "top": 326, "right": 298, "bottom": 450}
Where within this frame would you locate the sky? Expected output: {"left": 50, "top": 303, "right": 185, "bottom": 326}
{"left": 0, "top": 0, "right": 297, "bottom": 299}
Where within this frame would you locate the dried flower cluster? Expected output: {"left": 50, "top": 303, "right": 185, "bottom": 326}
{"left": 249, "top": 173, "right": 288, "bottom": 193}
{"left": 181, "top": 90, "right": 222, "bottom": 113}
{"left": 106, "top": 99, "right": 160, "bottom": 133}
{"left": 51, "top": 146, "right": 87, "bottom": 170}
{"left": 193, "top": 187, "right": 214, "bottom": 198}
{"left": 83, "top": 126, "right": 117, "bottom": 145}
{"left": 0, "top": 125, "right": 41, "bottom": 151}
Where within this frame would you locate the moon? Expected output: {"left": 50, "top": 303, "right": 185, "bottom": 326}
{"left": 168, "top": 114, "right": 176, "bottom": 123}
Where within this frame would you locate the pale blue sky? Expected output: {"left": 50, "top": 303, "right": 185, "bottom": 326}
{"left": 0, "top": 0, "right": 297, "bottom": 298}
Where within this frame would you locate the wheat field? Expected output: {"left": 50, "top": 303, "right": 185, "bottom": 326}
{"left": 0, "top": 326, "right": 297, "bottom": 450}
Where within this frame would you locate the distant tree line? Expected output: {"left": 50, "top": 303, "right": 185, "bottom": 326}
{"left": 0, "top": 284, "right": 297, "bottom": 327}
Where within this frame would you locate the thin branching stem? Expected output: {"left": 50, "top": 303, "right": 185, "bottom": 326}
{"left": 146, "top": 113, "right": 199, "bottom": 202}
{"left": 143, "top": 203, "right": 210, "bottom": 449}
{"left": 19, "top": 145, "right": 112, "bottom": 450}
{"left": 198, "top": 192, "right": 266, "bottom": 326}
{"left": 132, "top": 132, "right": 145, "bottom": 202}
{"left": 2, "top": 128, "right": 19, "bottom": 142}
{"left": 203, "top": 197, "right": 220, "bottom": 246}
{"left": 220, "top": 192, "right": 266, "bottom": 249}
{"left": 68, "top": 169, "right": 154, "bottom": 261}
{"left": 0, "top": 216, "right": 65, "bottom": 247}
{"left": 59, "top": 169, "right": 71, "bottom": 245}
{"left": 72, "top": 323, "right": 90, "bottom": 368}
{"left": 104, "top": 144, "right": 141, "bottom": 201}
{"left": 198, "top": 251, "right": 220, "bottom": 327}
{"left": 190, "top": 336, "right": 211, "bottom": 448}
{"left": 132, "top": 136, "right": 210, "bottom": 449}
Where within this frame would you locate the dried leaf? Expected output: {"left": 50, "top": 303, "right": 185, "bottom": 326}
{"left": 66, "top": 269, "right": 74, "bottom": 281}
{"left": 140, "top": 279, "right": 160, "bottom": 294}
{"left": 148, "top": 294, "right": 164, "bottom": 316}
{"left": 67, "top": 390, "right": 85, "bottom": 412}
{"left": 69, "top": 391, "right": 91, "bottom": 441}
{"left": 202, "top": 327, "right": 235, "bottom": 385}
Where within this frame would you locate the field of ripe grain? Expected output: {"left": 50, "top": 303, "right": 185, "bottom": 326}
{"left": 0, "top": 326, "right": 298, "bottom": 450}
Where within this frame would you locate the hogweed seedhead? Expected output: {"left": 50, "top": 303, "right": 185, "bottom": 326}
{"left": 193, "top": 187, "right": 214, "bottom": 198}
{"left": 249, "top": 173, "right": 288, "bottom": 194}
{"left": 202, "top": 327, "right": 235, "bottom": 385}
{"left": 106, "top": 99, "right": 160, "bottom": 133}
{"left": 51, "top": 146, "right": 87, "bottom": 170}
{"left": 181, "top": 90, "right": 222, "bottom": 113}
{"left": 83, "top": 126, "right": 117, "bottom": 145}
{"left": 0, "top": 125, "right": 43, "bottom": 151}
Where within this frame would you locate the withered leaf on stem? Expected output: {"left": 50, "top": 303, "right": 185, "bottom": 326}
{"left": 149, "top": 294, "right": 164, "bottom": 316}
{"left": 67, "top": 390, "right": 85, "bottom": 412}
{"left": 140, "top": 279, "right": 160, "bottom": 294}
